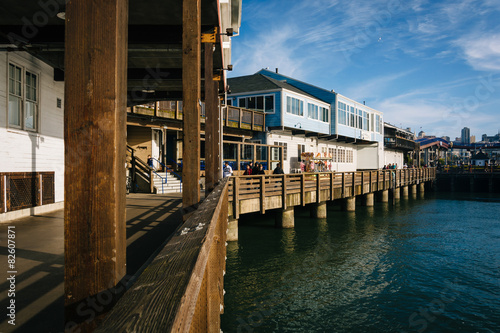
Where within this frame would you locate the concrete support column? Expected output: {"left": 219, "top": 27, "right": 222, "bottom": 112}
{"left": 378, "top": 190, "right": 389, "bottom": 203}
{"left": 469, "top": 178, "right": 474, "bottom": 192}
{"left": 419, "top": 182, "right": 425, "bottom": 193}
{"left": 411, "top": 184, "right": 417, "bottom": 195}
{"left": 342, "top": 197, "right": 356, "bottom": 211}
{"left": 362, "top": 193, "right": 374, "bottom": 207}
{"left": 489, "top": 178, "right": 494, "bottom": 193}
{"left": 411, "top": 184, "right": 418, "bottom": 199}
{"left": 310, "top": 202, "right": 327, "bottom": 218}
{"left": 401, "top": 186, "right": 409, "bottom": 198}
{"left": 227, "top": 217, "right": 238, "bottom": 242}
{"left": 393, "top": 188, "right": 400, "bottom": 200}
{"left": 276, "top": 207, "right": 294, "bottom": 228}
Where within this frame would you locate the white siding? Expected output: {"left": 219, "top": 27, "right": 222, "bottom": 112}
{"left": 384, "top": 149, "right": 404, "bottom": 168}
{"left": 267, "top": 132, "right": 357, "bottom": 173}
{"left": 0, "top": 52, "right": 65, "bottom": 202}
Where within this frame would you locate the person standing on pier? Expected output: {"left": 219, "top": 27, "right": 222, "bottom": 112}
{"left": 223, "top": 162, "right": 233, "bottom": 178}
{"left": 273, "top": 162, "right": 284, "bottom": 174}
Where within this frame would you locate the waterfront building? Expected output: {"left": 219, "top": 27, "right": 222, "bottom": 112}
{"left": 227, "top": 69, "right": 384, "bottom": 173}
{"left": 0, "top": 51, "right": 64, "bottom": 217}
{"left": 384, "top": 123, "right": 419, "bottom": 167}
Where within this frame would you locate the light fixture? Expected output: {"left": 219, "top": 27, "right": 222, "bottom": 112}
{"left": 295, "top": 122, "right": 302, "bottom": 129}
{"left": 141, "top": 89, "right": 155, "bottom": 93}
{"left": 220, "top": 28, "right": 234, "bottom": 37}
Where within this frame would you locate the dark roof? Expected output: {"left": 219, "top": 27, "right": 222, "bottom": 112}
{"left": 228, "top": 74, "right": 320, "bottom": 101}
{"left": 471, "top": 152, "right": 489, "bottom": 160}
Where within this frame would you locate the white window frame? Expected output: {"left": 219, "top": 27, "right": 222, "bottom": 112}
{"left": 238, "top": 94, "right": 275, "bottom": 113}
{"left": 7, "top": 61, "right": 40, "bottom": 132}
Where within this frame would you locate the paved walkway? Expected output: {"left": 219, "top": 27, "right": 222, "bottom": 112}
{"left": 0, "top": 193, "right": 183, "bottom": 333}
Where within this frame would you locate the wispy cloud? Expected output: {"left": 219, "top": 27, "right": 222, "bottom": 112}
{"left": 230, "top": 0, "right": 500, "bottom": 138}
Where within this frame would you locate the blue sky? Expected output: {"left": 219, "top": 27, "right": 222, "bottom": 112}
{"left": 228, "top": 0, "right": 500, "bottom": 140}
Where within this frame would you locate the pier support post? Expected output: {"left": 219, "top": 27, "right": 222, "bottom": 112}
{"left": 227, "top": 217, "right": 238, "bottom": 242}
{"left": 489, "top": 178, "right": 494, "bottom": 193}
{"left": 411, "top": 184, "right": 417, "bottom": 199}
{"left": 419, "top": 182, "right": 425, "bottom": 193}
{"left": 401, "top": 186, "right": 409, "bottom": 198}
{"left": 276, "top": 207, "right": 294, "bottom": 228}
{"left": 378, "top": 190, "right": 389, "bottom": 203}
{"left": 392, "top": 188, "right": 400, "bottom": 200}
{"left": 469, "top": 177, "right": 474, "bottom": 192}
{"left": 362, "top": 193, "right": 374, "bottom": 207}
{"left": 310, "top": 202, "right": 327, "bottom": 218}
{"left": 342, "top": 197, "right": 356, "bottom": 211}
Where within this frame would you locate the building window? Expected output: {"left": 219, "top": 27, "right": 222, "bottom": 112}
{"left": 8, "top": 64, "right": 39, "bottom": 131}
{"left": 357, "top": 109, "right": 363, "bottom": 129}
{"left": 226, "top": 99, "right": 232, "bottom": 106}
{"left": 320, "top": 107, "right": 329, "bottom": 122}
{"left": 298, "top": 144, "right": 306, "bottom": 159}
{"left": 238, "top": 95, "right": 274, "bottom": 113}
{"left": 274, "top": 141, "right": 287, "bottom": 160}
{"left": 338, "top": 102, "right": 347, "bottom": 125}
{"left": 308, "top": 103, "right": 318, "bottom": 120}
{"left": 363, "top": 111, "right": 369, "bottom": 130}
{"left": 350, "top": 106, "right": 355, "bottom": 128}
{"left": 286, "top": 96, "right": 303, "bottom": 116}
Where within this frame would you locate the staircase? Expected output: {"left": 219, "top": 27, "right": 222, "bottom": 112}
{"left": 152, "top": 171, "right": 183, "bottom": 194}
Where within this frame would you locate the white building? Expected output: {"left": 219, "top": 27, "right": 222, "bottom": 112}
{"left": 0, "top": 51, "right": 64, "bottom": 220}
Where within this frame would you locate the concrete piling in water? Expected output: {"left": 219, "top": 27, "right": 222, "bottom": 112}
{"left": 342, "top": 197, "right": 356, "bottom": 211}
{"left": 419, "top": 182, "right": 425, "bottom": 193}
{"left": 310, "top": 202, "right": 327, "bottom": 219}
{"left": 401, "top": 186, "right": 409, "bottom": 198}
{"left": 276, "top": 207, "right": 295, "bottom": 228}
{"left": 362, "top": 193, "right": 374, "bottom": 207}
{"left": 227, "top": 218, "right": 239, "bottom": 242}
{"left": 378, "top": 190, "right": 389, "bottom": 203}
{"left": 393, "top": 187, "right": 400, "bottom": 200}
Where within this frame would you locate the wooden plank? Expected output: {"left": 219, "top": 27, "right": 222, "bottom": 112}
{"left": 63, "top": 0, "right": 128, "bottom": 331}
{"left": 204, "top": 42, "right": 220, "bottom": 193}
{"left": 182, "top": 0, "right": 202, "bottom": 209}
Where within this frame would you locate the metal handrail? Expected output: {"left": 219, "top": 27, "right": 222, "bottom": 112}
{"left": 167, "top": 158, "right": 183, "bottom": 171}
{"left": 151, "top": 157, "right": 182, "bottom": 193}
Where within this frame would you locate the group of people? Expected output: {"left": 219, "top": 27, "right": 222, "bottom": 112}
{"left": 243, "top": 162, "right": 266, "bottom": 175}
{"left": 223, "top": 161, "right": 285, "bottom": 177}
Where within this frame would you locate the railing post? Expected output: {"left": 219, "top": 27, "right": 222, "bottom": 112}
{"left": 260, "top": 175, "right": 266, "bottom": 214}
{"left": 301, "top": 173, "right": 305, "bottom": 206}
{"left": 282, "top": 174, "right": 287, "bottom": 210}
{"left": 341, "top": 172, "right": 345, "bottom": 198}
{"left": 316, "top": 173, "right": 321, "bottom": 203}
{"left": 150, "top": 169, "right": 154, "bottom": 193}
{"left": 234, "top": 176, "right": 240, "bottom": 219}
{"left": 352, "top": 172, "right": 356, "bottom": 196}
{"left": 330, "top": 172, "right": 334, "bottom": 201}
{"left": 361, "top": 171, "right": 364, "bottom": 194}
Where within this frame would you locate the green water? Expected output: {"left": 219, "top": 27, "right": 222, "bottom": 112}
{"left": 221, "top": 192, "right": 500, "bottom": 333}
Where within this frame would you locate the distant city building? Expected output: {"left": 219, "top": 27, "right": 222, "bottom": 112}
{"left": 481, "top": 132, "right": 500, "bottom": 143}
{"left": 471, "top": 135, "right": 476, "bottom": 143}
{"left": 461, "top": 127, "right": 470, "bottom": 144}
{"left": 418, "top": 130, "right": 426, "bottom": 138}
{"left": 442, "top": 136, "right": 450, "bottom": 142}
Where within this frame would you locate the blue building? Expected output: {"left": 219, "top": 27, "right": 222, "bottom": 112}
{"left": 227, "top": 69, "right": 384, "bottom": 172}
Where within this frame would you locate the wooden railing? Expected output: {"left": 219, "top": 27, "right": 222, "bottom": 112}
{"left": 96, "top": 178, "right": 229, "bottom": 332}
{"left": 129, "top": 103, "right": 266, "bottom": 132}
{"left": 228, "top": 168, "right": 436, "bottom": 219}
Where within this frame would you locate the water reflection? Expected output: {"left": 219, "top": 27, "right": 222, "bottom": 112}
{"left": 223, "top": 193, "right": 500, "bottom": 332}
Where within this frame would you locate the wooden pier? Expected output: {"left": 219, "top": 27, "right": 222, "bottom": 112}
{"left": 227, "top": 168, "right": 436, "bottom": 238}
